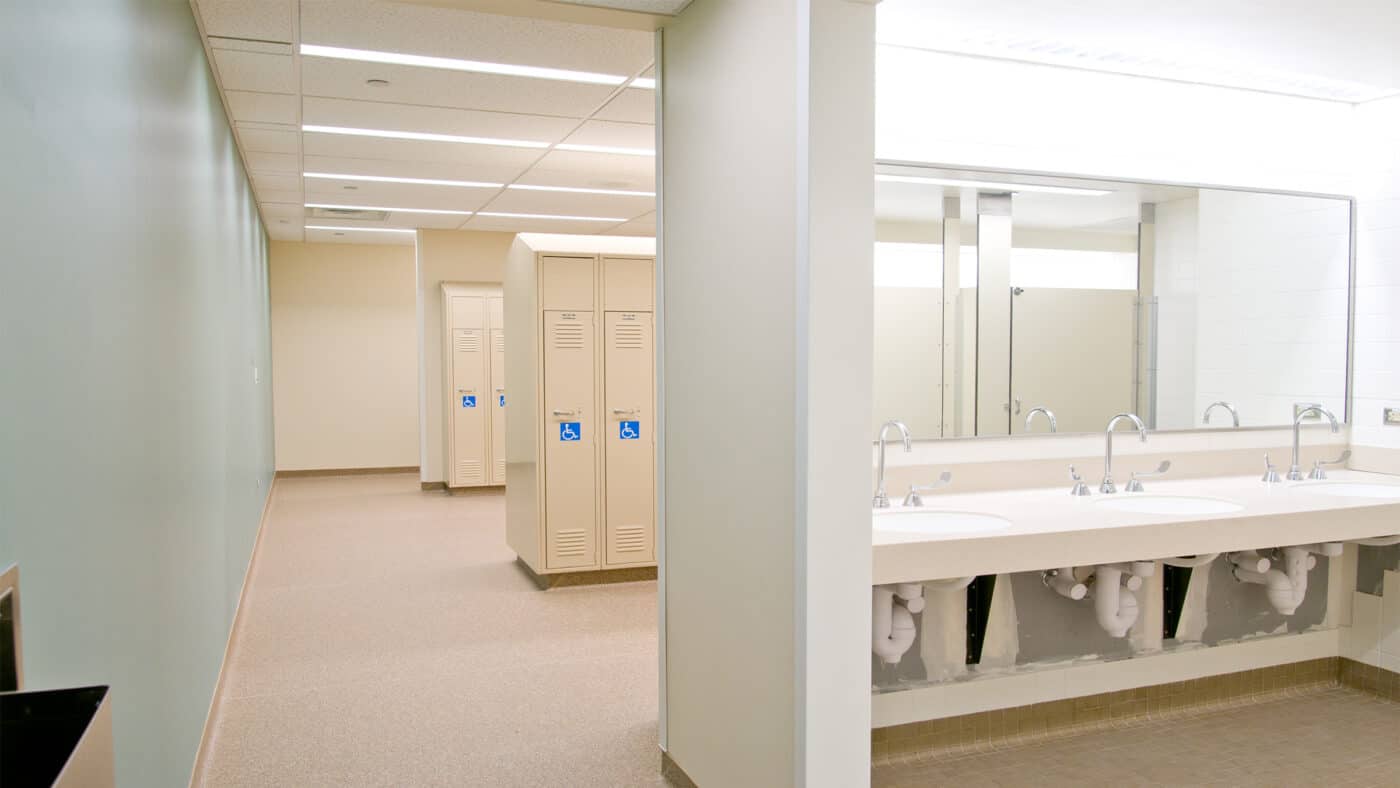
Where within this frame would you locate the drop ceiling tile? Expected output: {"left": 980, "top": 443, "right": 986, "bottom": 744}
{"left": 480, "top": 189, "right": 653, "bottom": 218}
{"left": 300, "top": 0, "right": 653, "bottom": 76}
{"left": 196, "top": 0, "right": 293, "bottom": 42}
{"left": 524, "top": 149, "right": 655, "bottom": 191}
{"left": 225, "top": 91, "right": 298, "bottom": 124}
{"left": 301, "top": 133, "right": 543, "bottom": 171}
{"left": 238, "top": 126, "right": 300, "bottom": 154}
{"left": 552, "top": 0, "right": 691, "bottom": 13}
{"left": 302, "top": 97, "right": 578, "bottom": 143}
{"left": 252, "top": 173, "right": 302, "bottom": 193}
{"left": 304, "top": 227, "right": 415, "bottom": 246}
{"left": 594, "top": 88, "right": 655, "bottom": 124}
{"left": 212, "top": 49, "right": 295, "bottom": 94}
{"left": 563, "top": 119, "right": 655, "bottom": 150}
{"left": 244, "top": 151, "right": 300, "bottom": 174}
{"left": 301, "top": 155, "right": 530, "bottom": 184}
{"left": 259, "top": 202, "right": 305, "bottom": 220}
{"left": 256, "top": 189, "right": 306, "bottom": 204}
{"left": 304, "top": 180, "right": 497, "bottom": 212}
{"left": 300, "top": 59, "right": 614, "bottom": 119}
{"left": 602, "top": 215, "right": 657, "bottom": 237}
{"left": 265, "top": 221, "right": 305, "bottom": 241}
{"left": 462, "top": 214, "right": 617, "bottom": 234}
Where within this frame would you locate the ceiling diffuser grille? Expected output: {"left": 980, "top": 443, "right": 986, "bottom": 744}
{"left": 305, "top": 206, "right": 391, "bottom": 221}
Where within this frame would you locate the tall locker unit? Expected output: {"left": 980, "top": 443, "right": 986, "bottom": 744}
{"left": 442, "top": 283, "right": 505, "bottom": 489}
{"left": 504, "top": 249, "right": 655, "bottom": 581}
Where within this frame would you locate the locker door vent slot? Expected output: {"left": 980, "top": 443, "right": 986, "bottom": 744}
{"left": 614, "top": 325, "right": 645, "bottom": 350}
{"left": 614, "top": 526, "right": 647, "bottom": 553}
{"left": 456, "top": 459, "right": 483, "bottom": 483}
{"left": 552, "top": 323, "right": 585, "bottom": 350}
{"left": 492, "top": 332, "right": 506, "bottom": 353}
{"left": 494, "top": 459, "right": 506, "bottom": 479}
{"left": 454, "top": 332, "right": 482, "bottom": 352}
{"left": 554, "top": 529, "right": 588, "bottom": 557}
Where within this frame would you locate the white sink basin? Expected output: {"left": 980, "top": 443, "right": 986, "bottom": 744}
{"left": 1295, "top": 482, "right": 1400, "bottom": 500}
{"left": 1095, "top": 495, "right": 1244, "bottom": 516}
{"left": 873, "top": 510, "right": 1012, "bottom": 541}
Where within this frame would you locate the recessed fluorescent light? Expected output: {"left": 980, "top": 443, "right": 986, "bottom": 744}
{"left": 555, "top": 143, "right": 655, "bottom": 157}
{"left": 875, "top": 174, "right": 1111, "bottom": 197}
{"left": 507, "top": 183, "right": 654, "bottom": 197}
{"left": 303, "top": 124, "right": 549, "bottom": 150}
{"left": 305, "top": 225, "right": 417, "bottom": 234}
{"left": 306, "top": 202, "right": 471, "bottom": 215}
{"left": 305, "top": 172, "right": 503, "bottom": 189}
{"left": 300, "top": 44, "right": 629, "bottom": 86}
{"left": 630, "top": 77, "right": 656, "bottom": 89}
{"left": 475, "top": 211, "right": 626, "bottom": 222}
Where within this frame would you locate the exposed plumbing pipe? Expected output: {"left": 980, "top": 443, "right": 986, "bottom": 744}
{"left": 1091, "top": 564, "right": 1150, "bottom": 638}
{"left": 1233, "top": 544, "right": 1341, "bottom": 615}
{"left": 1227, "top": 551, "right": 1271, "bottom": 574}
{"left": 1163, "top": 553, "right": 1219, "bottom": 569}
{"left": 872, "top": 586, "right": 917, "bottom": 665}
{"left": 1044, "top": 568, "right": 1087, "bottom": 600}
{"left": 1355, "top": 535, "right": 1400, "bottom": 547}
{"left": 893, "top": 583, "right": 926, "bottom": 614}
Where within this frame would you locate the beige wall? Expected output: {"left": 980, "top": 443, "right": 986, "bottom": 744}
{"left": 416, "top": 229, "right": 516, "bottom": 483}
{"left": 270, "top": 241, "right": 418, "bottom": 471}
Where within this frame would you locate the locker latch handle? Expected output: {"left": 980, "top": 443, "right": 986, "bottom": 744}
{"left": 552, "top": 409, "right": 578, "bottom": 418}
{"left": 611, "top": 408, "right": 638, "bottom": 417}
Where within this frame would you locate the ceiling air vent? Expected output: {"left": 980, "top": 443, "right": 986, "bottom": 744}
{"left": 304, "top": 206, "right": 390, "bottom": 221}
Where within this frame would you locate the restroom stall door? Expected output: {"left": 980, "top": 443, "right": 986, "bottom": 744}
{"left": 543, "top": 310, "right": 597, "bottom": 569}
{"left": 488, "top": 296, "right": 506, "bottom": 485}
{"left": 449, "top": 295, "right": 488, "bottom": 487}
{"left": 1011, "top": 288, "right": 1137, "bottom": 434}
{"left": 604, "top": 311, "right": 655, "bottom": 566}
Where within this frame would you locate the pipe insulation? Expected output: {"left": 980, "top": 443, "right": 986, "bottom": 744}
{"left": 1163, "top": 553, "right": 1219, "bottom": 569}
{"left": 1233, "top": 544, "right": 1339, "bottom": 615}
{"left": 872, "top": 586, "right": 917, "bottom": 665}
{"left": 1091, "top": 564, "right": 1143, "bottom": 638}
{"left": 1355, "top": 535, "right": 1400, "bottom": 547}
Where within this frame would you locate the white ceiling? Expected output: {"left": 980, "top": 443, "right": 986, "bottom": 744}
{"left": 194, "top": 0, "right": 657, "bottom": 245}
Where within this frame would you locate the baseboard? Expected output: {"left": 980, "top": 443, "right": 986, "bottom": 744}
{"left": 874, "top": 657, "right": 1341, "bottom": 765}
{"left": 514, "top": 557, "right": 657, "bottom": 589}
{"left": 1339, "top": 656, "right": 1400, "bottom": 702}
{"left": 275, "top": 466, "right": 418, "bottom": 478}
{"left": 189, "top": 473, "right": 278, "bottom": 786}
{"left": 661, "top": 751, "right": 699, "bottom": 787}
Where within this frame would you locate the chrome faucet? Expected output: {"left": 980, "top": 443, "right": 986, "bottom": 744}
{"left": 1202, "top": 401, "right": 1239, "bottom": 427}
{"left": 1024, "top": 406, "right": 1058, "bottom": 433}
{"left": 1101, "top": 413, "right": 1148, "bottom": 494}
{"left": 1288, "top": 406, "right": 1339, "bottom": 481}
{"left": 873, "top": 420, "right": 912, "bottom": 508}
{"left": 903, "top": 471, "right": 953, "bottom": 507}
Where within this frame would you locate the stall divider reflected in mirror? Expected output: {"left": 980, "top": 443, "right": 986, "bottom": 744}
{"left": 872, "top": 165, "right": 1354, "bottom": 441}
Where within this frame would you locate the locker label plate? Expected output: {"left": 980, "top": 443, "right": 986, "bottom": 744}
{"left": 461, "top": 395, "right": 477, "bottom": 408}
{"left": 559, "top": 422, "right": 582, "bottom": 441}
{"left": 619, "top": 421, "right": 640, "bottom": 440}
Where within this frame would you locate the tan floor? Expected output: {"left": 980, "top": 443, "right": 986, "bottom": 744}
{"left": 196, "top": 473, "right": 667, "bottom": 787}
{"left": 872, "top": 686, "right": 1400, "bottom": 787}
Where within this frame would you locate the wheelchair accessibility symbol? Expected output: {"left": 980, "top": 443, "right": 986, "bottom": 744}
{"left": 559, "top": 422, "right": 581, "bottom": 442}
{"left": 498, "top": 393, "right": 506, "bottom": 407}
{"left": 619, "top": 420, "right": 640, "bottom": 440}
{"left": 461, "top": 394, "right": 477, "bottom": 408}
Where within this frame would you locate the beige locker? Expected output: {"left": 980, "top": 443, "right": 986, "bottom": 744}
{"left": 488, "top": 296, "right": 506, "bottom": 485}
{"left": 543, "top": 310, "right": 598, "bottom": 569}
{"left": 603, "top": 311, "right": 655, "bottom": 565}
{"left": 448, "top": 294, "right": 488, "bottom": 486}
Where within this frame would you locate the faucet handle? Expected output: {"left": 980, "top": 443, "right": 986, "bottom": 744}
{"left": 1309, "top": 449, "right": 1352, "bottom": 480}
{"left": 903, "top": 471, "right": 953, "bottom": 507}
{"left": 1262, "top": 454, "right": 1281, "bottom": 484}
{"left": 1125, "top": 460, "right": 1171, "bottom": 493}
{"left": 1069, "top": 465, "right": 1091, "bottom": 497}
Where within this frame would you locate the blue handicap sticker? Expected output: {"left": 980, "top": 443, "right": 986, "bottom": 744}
{"left": 461, "top": 394, "right": 477, "bottom": 408}
{"left": 619, "top": 420, "right": 641, "bottom": 440}
{"left": 498, "top": 393, "right": 506, "bottom": 407}
{"left": 559, "top": 422, "right": 581, "bottom": 441}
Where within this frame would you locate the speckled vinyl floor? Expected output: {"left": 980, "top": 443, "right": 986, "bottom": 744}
{"left": 872, "top": 685, "right": 1400, "bottom": 787}
{"left": 194, "top": 473, "right": 667, "bottom": 787}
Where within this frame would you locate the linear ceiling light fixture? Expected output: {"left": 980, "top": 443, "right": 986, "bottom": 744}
{"left": 300, "top": 44, "right": 633, "bottom": 87}
{"left": 305, "top": 225, "right": 417, "bottom": 234}
{"left": 476, "top": 211, "right": 627, "bottom": 222}
{"left": 306, "top": 202, "right": 472, "bottom": 215}
{"left": 302, "top": 124, "right": 550, "bottom": 150}
{"left": 630, "top": 77, "right": 656, "bottom": 89}
{"left": 875, "top": 174, "right": 1111, "bottom": 197}
{"left": 507, "top": 183, "right": 654, "bottom": 197}
{"left": 555, "top": 142, "right": 655, "bottom": 156}
{"left": 304, "top": 172, "right": 503, "bottom": 189}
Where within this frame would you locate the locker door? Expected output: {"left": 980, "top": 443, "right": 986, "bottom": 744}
{"left": 450, "top": 325, "right": 487, "bottom": 486}
{"left": 488, "top": 297, "right": 506, "bottom": 485}
{"left": 543, "top": 310, "right": 597, "bottom": 569}
{"left": 603, "top": 312, "right": 655, "bottom": 565}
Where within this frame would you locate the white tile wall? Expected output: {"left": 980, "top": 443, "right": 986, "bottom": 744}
{"left": 1352, "top": 95, "right": 1400, "bottom": 450}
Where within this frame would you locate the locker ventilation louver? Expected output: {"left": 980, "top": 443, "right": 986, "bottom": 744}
{"left": 614, "top": 525, "right": 647, "bottom": 553}
{"left": 554, "top": 528, "right": 588, "bottom": 557}
{"left": 494, "top": 459, "right": 506, "bottom": 479}
{"left": 492, "top": 332, "right": 505, "bottom": 353}
{"left": 455, "top": 331, "right": 482, "bottom": 353}
{"left": 456, "top": 459, "right": 483, "bottom": 483}
{"left": 552, "top": 322, "right": 585, "bottom": 350}
{"left": 614, "top": 324, "right": 645, "bottom": 350}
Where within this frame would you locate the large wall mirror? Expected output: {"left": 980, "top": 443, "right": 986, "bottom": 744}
{"left": 873, "top": 165, "right": 1354, "bottom": 439}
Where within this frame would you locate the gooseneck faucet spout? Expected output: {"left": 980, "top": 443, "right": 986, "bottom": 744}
{"left": 874, "top": 420, "right": 912, "bottom": 508}
{"left": 1288, "top": 406, "right": 1340, "bottom": 481}
{"left": 1024, "top": 406, "right": 1058, "bottom": 433}
{"left": 1203, "top": 401, "right": 1240, "bottom": 427}
{"left": 1101, "top": 413, "right": 1147, "bottom": 494}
